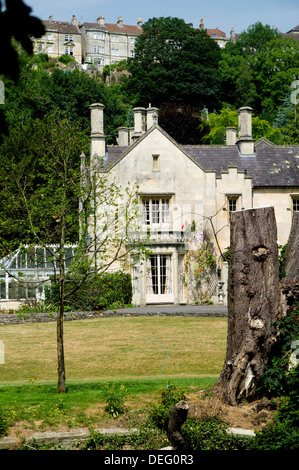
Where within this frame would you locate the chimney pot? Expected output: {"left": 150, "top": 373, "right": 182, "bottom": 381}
{"left": 117, "top": 16, "right": 124, "bottom": 27}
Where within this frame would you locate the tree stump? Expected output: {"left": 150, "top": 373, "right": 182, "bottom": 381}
{"left": 214, "top": 207, "right": 280, "bottom": 405}
{"left": 167, "top": 400, "right": 189, "bottom": 450}
{"left": 280, "top": 212, "right": 299, "bottom": 317}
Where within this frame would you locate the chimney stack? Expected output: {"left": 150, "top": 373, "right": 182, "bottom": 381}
{"left": 72, "top": 15, "right": 77, "bottom": 26}
{"left": 226, "top": 127, "right": 237, "bottom": 145}
{"left": 236, "top": 107, "right": 255, "bottom": 156}
{"left": 117, "top": 16, "right": 124, "bottom": 27}
{"left": 97, "top": 15, "right": 105, "bottom": 26}
{"left": 137, "top": 17, "right": 143, "bottom": 29}
{"left": 146, "top": 107, "right": 159, "bottom": 129}
{"left": 132, "top": 107, "right": 146, "bottom": 141}
{"left": 118, "top": 127, "right": 129, "bottom": 146}
{"left": 90, "top": 103, "right": 106, "bottom": 159}
{"left": 200, "top": 19, "right": 204, "bottom": 30}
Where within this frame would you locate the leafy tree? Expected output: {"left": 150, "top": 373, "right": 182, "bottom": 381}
{"left": 1, "top": 51, "right": 132, "bottom": 144}
{"left": 201, "top": 108, "right": 282, "bottom": 144}
{"left": 219, "top": 22, "right": 299, "bottom": 121}
{"left": 0, "top": 111, "right": 147, "bottom": 393}
{"left": 127, "top": 17, "right": 222, "bottom": 109}
{"left": 0, "top": 0, "right": 44, "bottom": 80}
{"left": 0, "top": 0, "right": 44, "bottom": 135}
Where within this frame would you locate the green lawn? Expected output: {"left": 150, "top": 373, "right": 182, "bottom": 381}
{"left": 0, "top": 316, "right": 227, "bottom": 433}
{"left": 0, "top": 316, "right": 227, "bottom": 383}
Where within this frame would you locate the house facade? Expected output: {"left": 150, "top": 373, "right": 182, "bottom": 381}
{"left": 89, "top": 104, "right": 299, "bottom": 306}
{"left": 80, "top": 16, "right": 143, "bottom": 67}
{"left": 32, "top": 15, "right": 82, "bottom": 63}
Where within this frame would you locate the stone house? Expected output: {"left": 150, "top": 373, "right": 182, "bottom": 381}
{"left": 32, "top": 15, "right": 82, "bottom": 63}
{"left": 89, "top": 104, "right": 299, "bottom": 306}
{"left": 80, "top": 15, "right": 143, "bottom": 67}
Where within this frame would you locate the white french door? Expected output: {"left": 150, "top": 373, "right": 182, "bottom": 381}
{"left": 146, "top": 254, "right": 173, "bottom": 303}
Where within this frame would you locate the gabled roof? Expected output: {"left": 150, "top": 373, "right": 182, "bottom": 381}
{"left": 207, "top": 28, "right": 227, "bottom": 38}
{"left": 105, "top": 125, "right": 210, "bottom": 173}
{"left": 105, "top": 125, "right": 299, "bottom": 188}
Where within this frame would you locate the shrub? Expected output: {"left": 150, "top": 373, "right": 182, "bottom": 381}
{"left": 45, "top": 271, "right": 133, "bottom": 311}
{"left": 0, "top": 408, "right": 8, "bottom": 437}
{"left": 182, "top": 417, "right": 250, "bottom": 451}
{"left": 104, "top": 383, "right": 127, "bottom": 418}
{"left": 147, "top": 385, "right": 186, "bottom": 430}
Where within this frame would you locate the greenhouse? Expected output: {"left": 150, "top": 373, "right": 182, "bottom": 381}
{"left": 0, "top": 245, "right": 77, "bottom": 302}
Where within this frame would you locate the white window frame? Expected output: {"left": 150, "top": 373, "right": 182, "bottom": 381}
{"left": 142, "top": 197, "right": 170, "bottom": 228}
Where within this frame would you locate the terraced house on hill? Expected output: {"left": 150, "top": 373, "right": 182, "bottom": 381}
{"left": 88, "top": 104, "right": 299, "bottom": 307}
{"left": 80, "top": 15, "right": 143, "bottom": 66}
{"left": 32, "top": 15, "right": 82, "bottom": 63}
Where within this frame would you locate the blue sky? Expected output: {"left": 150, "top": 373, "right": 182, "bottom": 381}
{"left": 24, "top": 0, "right": 298, "bottom": 36}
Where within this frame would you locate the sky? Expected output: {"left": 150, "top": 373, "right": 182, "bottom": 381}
{"left": 23, "top": 0, "right": 299, "bottom": 36}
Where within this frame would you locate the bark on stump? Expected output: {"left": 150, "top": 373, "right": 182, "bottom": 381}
{"left": 214, "top": 207, "right": 280, "bottom": 405}
{"left": 167, "top": 400, "right": 189, "bottom": 450}
{"left": 280, "top": 212, "right": 299, "bottom": 317}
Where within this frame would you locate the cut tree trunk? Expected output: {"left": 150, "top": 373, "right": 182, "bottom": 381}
{"left": 167, "top": 400, "right": 189, "bottom": 450}
{"left": 280, "top": 212, "right": 299, "bottom": 317}
{"left": 214, "top": 207, "right": 280, "bottom": 405}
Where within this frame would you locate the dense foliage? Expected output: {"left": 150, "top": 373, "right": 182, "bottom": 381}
{"left": 45, "top": 271, "right": 133, "bottom": 311}
{"left": 126, "top": 17, "right": 222, "bottom": 109}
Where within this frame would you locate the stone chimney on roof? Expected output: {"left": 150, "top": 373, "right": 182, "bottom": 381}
{"left": 97, "top": 15, "right": 105, "bottom": 26}
{"left": 49, "top": 15, "right": 53, "bottom": 23}
{"left": 90, "top": 103, "right": 106, "bottom": 159}
{"left": 132, "top": 107, "right": 146, "bottom": 141}
{"left": 72, "top": 15, "right": 77, "bottom": 26}
{"left": 226, "top": 127, "right": 237, "bottom": 145}
{"left": 230, "top": 27, "right": 235, "bottom": 42}
{"left": 117, "top": 16, "right": 124, "bottom": 27}
{"left": 137, "top": 17, "right": 143, "bottom": 29}
{"left": 200, "top": 19, "right": 205, "bottom": 30}
{"left": 236, "top": 107, "right": 255, "bottom": 156}
{"left": 146, "top": 106, "right": 159, "bottom": 129}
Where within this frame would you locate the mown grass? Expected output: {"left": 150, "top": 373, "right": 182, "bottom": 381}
{"left": 0, "top": 316, "right": 227, "bottom": 433}
{"left": 0, "top": 316, "right": 227, "bottom": 382}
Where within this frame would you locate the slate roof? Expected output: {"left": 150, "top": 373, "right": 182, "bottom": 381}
{"left": 106, "top": 129, "right": 299, "bottom": 188}
{"left": 183, "top": 138, "right": 299, "bottom": 187}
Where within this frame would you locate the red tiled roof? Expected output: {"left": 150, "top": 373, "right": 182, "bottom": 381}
{"left": 206, "top": 28, "right": 226, "bottom": 38}
{"left": 81, "top": 22, "right": 143, "bottom": 35}
{"left": 43, "top": 20, "right": 80, "bottom": 35}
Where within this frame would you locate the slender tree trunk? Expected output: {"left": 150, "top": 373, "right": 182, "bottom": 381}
{"left": 214, "top": 207, "right": 280, "bottom": 405}
{"left": 57, "top": 254, "right": 66, "bottom": 393}
{"left": 57, "top": 204, "right": 66, "bottom": 393}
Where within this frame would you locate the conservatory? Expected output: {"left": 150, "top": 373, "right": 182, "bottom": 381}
{"left": 0, "top": 245, "right": 77, "bottom": 303}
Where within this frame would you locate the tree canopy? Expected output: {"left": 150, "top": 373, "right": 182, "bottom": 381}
{"left": 219, "top": 22, "right": 299, "bottom": 122}
{"left": 127, "top": 17, "right": 222, "bottom": 109}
